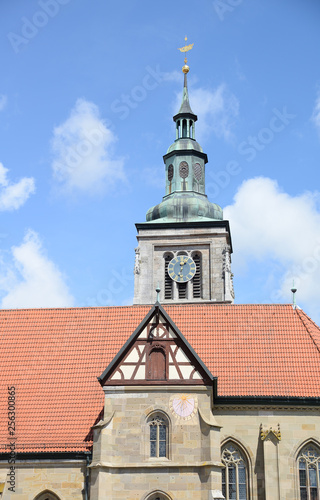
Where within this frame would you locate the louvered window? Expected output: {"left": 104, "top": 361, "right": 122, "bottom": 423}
{"left": 164, "top": 255, "right": 173, "bottom": 299}
{"left": 192, "top": 253, "right": 202, "bottom": 298}
{"left": 178, "top": 281, "right": 187, "bottom": 299}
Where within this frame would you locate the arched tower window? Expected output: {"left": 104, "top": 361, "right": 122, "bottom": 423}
{"left": 192, "top": 252, "right": 202, "bottom": 298}
{"left": 148, "top": 413, "right": 168, "bottom": 458}
{"left": 221, "top": 442, "right": 248, "bottom": 500}
{"left": 298, "top": 444, "right": 320, "bottom": 499}
{"left": 189, "top": 120, "right": 194, "bottom": 138}
{"left": 164, "top": 254, "right": 173, "bottom": 299}
{"left": 176, "top": 120, "right": 181, "bottom": 139}
{"left": 182, "top": 119, "right": 187, "bottom": 137}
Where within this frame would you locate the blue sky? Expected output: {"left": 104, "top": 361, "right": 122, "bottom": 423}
{"left": 1, "top": 0, "right": 320, "bottom": 320}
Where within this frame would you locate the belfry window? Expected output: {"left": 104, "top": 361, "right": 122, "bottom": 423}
{"left": 298, "top": 444, "right": 320, "bottom": 500}
{"left": 192, "top": 252, "right": 202, "bottom": 298}
{"left": 164, "top": 254, "right": 173, "bottom": 299}
{"left": 222, "top": 443, "right": 248, "bottom": 500}
{"left": 148, "top": 414, "right": 168, "bottom": 458}
{"left": 178, "top": 281, "right": 187, "bottom": 299}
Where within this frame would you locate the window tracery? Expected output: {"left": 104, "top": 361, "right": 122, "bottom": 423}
{"left": 221, "top": 443, "right": 248, "bottom": 500}
{"left": 148, "top": 414, "right": 168, "bottom": 458}
{"left": 298, "top": 444, "right": 320, "bottom": 500}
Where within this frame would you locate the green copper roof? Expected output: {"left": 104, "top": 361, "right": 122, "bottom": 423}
{"left": 176, "top": 73, "right": 196, "bottom": 116}
{"left": 146, "top": 192, "right": 223, "bottom": 223}
{"left": 166, "top": 137, "right": 203, "bottom": 154}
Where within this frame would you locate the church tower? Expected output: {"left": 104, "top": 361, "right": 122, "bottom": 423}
{"left": 134, "top": 56, "right": 234, "bottom": 305}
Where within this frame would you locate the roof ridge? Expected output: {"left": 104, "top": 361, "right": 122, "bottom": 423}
{"left": 0, "top": 305, "right": 148, "bottom": 312}
{"left": 0, "top": 303, "right": 295, "bottom": 313}
{"left": 295, "top": 308, "right": 320, "bottom": 355}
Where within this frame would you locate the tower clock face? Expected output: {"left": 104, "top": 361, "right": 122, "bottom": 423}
{"left": 168, "top": 256, "right": 196, "bottom": 282}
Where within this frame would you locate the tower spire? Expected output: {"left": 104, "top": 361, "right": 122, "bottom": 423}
{"left": 134, "top": 42, "right": 234, "bottom": 305}
{"left": 177, "top": 36, "right": 195, "bottom": 116}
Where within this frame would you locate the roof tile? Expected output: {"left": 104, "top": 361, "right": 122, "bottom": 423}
{"left": 1, "top": 304, "right": 320, "bottom": 452}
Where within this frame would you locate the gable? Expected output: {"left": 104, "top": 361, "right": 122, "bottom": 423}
{"left": 99, "top": 304, "right": 213, "bottom": 386}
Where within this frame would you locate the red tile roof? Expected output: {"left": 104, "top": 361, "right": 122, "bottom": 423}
{"left": 0, "top": 304, "right": 319, "bottom": 453}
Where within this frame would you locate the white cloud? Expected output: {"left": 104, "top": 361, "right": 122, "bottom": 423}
{"left": 174, "top": 83, "right": 239, "bottom": 142}
{"left": 0, "top": 95, "right": 7, "bottom": 111}
{"left": 224, "top": 177, "right": 320, "bottom": 321}
{"left": 51, "top": 98, "right": 126, "bottom": 194}
{"left": 163, "top": 70, "right": 182, "bottom": 83}
{"left": 0, "top": 163, "right": 35, "bottom": 211}
{"left": 0, "top": 230, "right": 74, "bottom": 308}
{"left": 312, "top": 92, "right": 320, "bottom": 136}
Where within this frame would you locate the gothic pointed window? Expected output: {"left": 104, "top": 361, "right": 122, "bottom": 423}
{"left": 146, "top": 493, "right": 172, "bottom": 500}
{"left": 298, "top": 444, "right": 320, "bottom": 500}
{"left": 222, "top": 443, "right": 248, "bottom": 500}
{"left": 148, "top": 414, "right": 168, "bottom": 458}
{"left": 34, "top": 492, "right": 61, "bottom": 500}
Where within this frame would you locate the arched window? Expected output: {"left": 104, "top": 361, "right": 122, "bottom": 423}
{"left": 222, "top": 443, "right": 248, "bottom": 500}
{"left": 145, "top": 491, "right": 172, "bottom": 500}
{"left": 298, "top": 444, "right": 320, "bottom": 499}
{"left": 148, "top": 414, "right": 168, "bottom": 458}
{"left": 182, "top": 119, "right": 187, "bottom": 137}
{"left": 34, "top": 491, "right": 61, "bottom": 500}
{"left": 147, "top": 347, "right": 166, "bottom": 380}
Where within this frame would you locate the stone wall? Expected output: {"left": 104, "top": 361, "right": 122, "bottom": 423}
{"left": 133, "top": 223, "right": 233, "bottom": 305}
{"left": 0, "top": 459, "right": 86, "bottom": 499}
{"left": 215, "top": 405, "right": 320, "bottom": 500}
{"left": 91, "top": 385, "right": 222, "bottom": 500}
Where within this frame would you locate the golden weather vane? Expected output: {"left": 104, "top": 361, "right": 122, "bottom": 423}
{"left": 178, "top": 36, "right": 194, "bottom": 74}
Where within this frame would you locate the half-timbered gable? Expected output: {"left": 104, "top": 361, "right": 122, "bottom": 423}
{"left": 98, "top": 302, "right": 214, "bottom": 386}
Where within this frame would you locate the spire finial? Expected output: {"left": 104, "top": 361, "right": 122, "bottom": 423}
{"left": 291, "top": 280, "right": 297, "bottom": 308}
{"left": 178, "top": 36, "right": 194, "bottom": 74}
